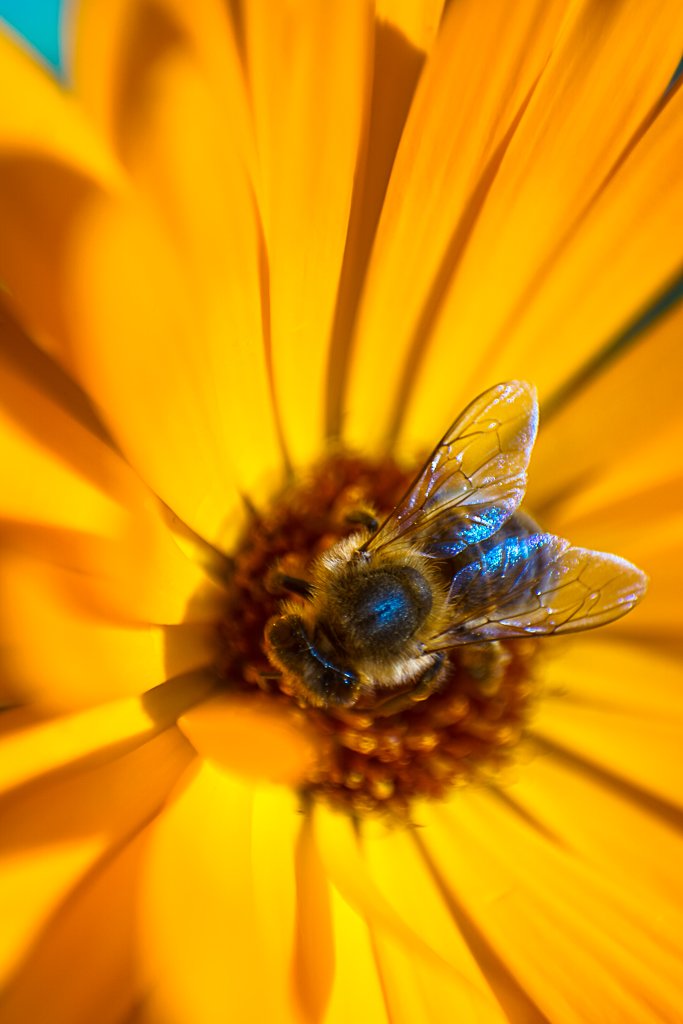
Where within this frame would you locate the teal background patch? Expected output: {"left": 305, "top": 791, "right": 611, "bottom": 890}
{"left": 0, "top": 0, "right": 63, "bottom": 72}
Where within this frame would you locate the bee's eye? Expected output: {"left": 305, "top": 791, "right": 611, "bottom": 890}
{"left": 333, "top": 566, "right": 432, "bottom": 656}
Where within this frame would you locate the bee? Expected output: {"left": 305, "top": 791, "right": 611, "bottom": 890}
{"left": 265, "top": 381, "right": 647, "bottom": 712}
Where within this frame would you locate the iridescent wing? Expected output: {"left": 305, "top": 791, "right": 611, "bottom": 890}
{"left": 364, "top": 381, "right": 538, "bottom": 559}
{"left": 425, "top": 534, "right": 648, "bottom": 648}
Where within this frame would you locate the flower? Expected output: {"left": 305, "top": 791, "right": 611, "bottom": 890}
{"left": 1, "top": 1, "right": 683, "bottom": 1021}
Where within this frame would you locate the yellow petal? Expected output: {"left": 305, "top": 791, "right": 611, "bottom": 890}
{"left": 528, "top": 299, "right": 683, "bottom": 514}
{"left": 142, "top": 761, "right": 304, "bottom": 1024}
{"left": 536, "top": 636, "right": 683, "bottom": 721}
{"left": 0, "top": 158, "right": 106, "bottom": 367}
{"left": 322, "top": 884, "right": 390, "bottom": 1024}
{"left": 326, "top": 2, "right": 445, "bottom": 434}
{"left": 74, "top": 5, "right": 285, "bottom": 511}
{"left": 251, "top": 785, "right": 303, "bottom": 1019}
{"left": 291, "top": 814, "right": 335, "bottom": 1023}
{"left": 124, "top": 48, "right": 285, "bottom": 504}
{"left": 369, "top": 929, "right": 508, "bottom": 1024}
{"left": 544, "top": 479, "right": 683, "bottom": 642}
{"left": 0, "top": 310, "right": 121, "bottom": 537}
{"left": 508, "top": 746, "right": 683, "bottom": 912}
{"left": 530, "top": 638, "right": 683, "bottom": 810}
{"left": 74, "top": 0, "right": 252, "bottom": 168}
{"left": 344, "top": 0, "right": 572, "bottom": 450}
{"left": 314, "top": 802, "right": 476, "bottom": 981}
{"left": 548, "top": 516, "right": 683, "bottom": 643}
{"left": 0, "top": 28, "right": 118, "bottom": 176}
{"left": 244, "top": 0, "right": 373, "bottom": 466}
{"left": 0, "top": 553, "right": 214, "bottom": 709}
{"left": 401, "top": 6, "right": 683, "bottom": 449}
{"left": 608, "top": 517, "right": 683, "bottom": 640}
{"left": 178, "top": 692, "right": 321, "bottom": 786}
{"left": 1, "top": 823, "right": 153, "bottom": 1024}
{"left": 3, "top": 522, "right": 226, "bottom": 629}
{"left": 0, "top": 31, "right": 120, "bottom": 359}
{"left": 375, "top": 0, "right": 445, "bottom": 53}
{"left": 0, "top": 674, "right": 214, "bottom": 796}
{"left": 0, "top": 727, "right": 191, "bottom": 999}
{"left": 410, "top": 107, "right": 683, "bottom": 452}
{"left": 360, "top": 820, "right": 515, "bottom": 1022}
{"left": 62, "top": 191, "right": 249, "bottom": 550}
{"left": 0, "top": 314, "right": 226, "bottom": 624}
{"left": 419, "top": 788, "right": 683, "bottom": 1023}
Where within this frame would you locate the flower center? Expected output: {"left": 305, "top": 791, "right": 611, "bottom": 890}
{"left": 217, "top": 454, "right": 539, "bottom": 817}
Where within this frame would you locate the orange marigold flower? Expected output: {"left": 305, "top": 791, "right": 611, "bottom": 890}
{"left": 1, "top": 2, "right": 682, "bottom": 1022}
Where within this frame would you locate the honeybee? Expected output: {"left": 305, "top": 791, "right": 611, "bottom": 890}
{"left": 265, "top": 381, "right": 647, "bottom": 712}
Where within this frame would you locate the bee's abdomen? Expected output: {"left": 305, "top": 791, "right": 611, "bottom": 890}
{"left": 329, "top": 566, "right": 432, "bottom": 657}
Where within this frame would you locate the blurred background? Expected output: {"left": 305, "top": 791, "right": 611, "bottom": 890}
{"left": 0, "top": 0, "right": 63, "bottom": 72}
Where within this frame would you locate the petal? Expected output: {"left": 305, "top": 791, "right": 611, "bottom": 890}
{"left": 530, "top": 637, "right": 683, "bottom": 810}
{"left": 177, "top": 692, "right": 321, "bottom": 786}
{"left": 326, "top": 0, "right": 446, "bottom": 432}
{"left": 609, "top": 515, "right": 683, "bottom": 640}
{"left": 0, "top": 29, "right": 111, "bottom": 174}
{"left": 62, "top": 164, "right": 290, "bottom": 550}
{"left": 0, "top": 553, "right": 215, "bottom": 709}
{"left": 74, "top": 0, "right": 253, "bottom": 169}
{"left": 419, "top": 787, "right": 683, "bottom": 1023}
{"left": 244, "top": 0, "right": 373, "bottom": 466}
{"left": 0, "top": 727, "right": 192, "bottom": 999}
{"left": 73, "top": 2, "right": 285, "bottom": 515}
{"left": 347, "top": 0, "right": 683, "bottom": 452}
{"left": 540, "top": 372, "right": 683, "bottom": 638}
{"left": 508, "top": 743, "right": 683, "bottom": 912}
{"left": 0, "top": 30, "right": 120, "bottom": 360}
{"left": 322, "top": 884, "right": 390, "bottom": 1024}
{"left": 344, "top": 0, "right": 573, "bottom": 450}
{"left": 375, "top": 0, "right": 445, "bottom": 52}
{"left": 369, "top": 930, "right": 507, "bottom": 1024}
{"left": 11, "top": 3, "right": 285, "bottom": 547}
{"left": 359, "top": 820, "right": 519, "bottom": 1022}
{"left": 1, "top": 521, "right": 227, "bottom": 630}
{"left": 0, "top": 674, "right": 214, "bottom": 795}
{"left": 251, "top": 785, "right": 304, "bottom": 1020}
{"left": 547, "top": 508, "right": 683, "bottom": 642}
{"left": 535, "top": 635, "right": 683, "bottom": 721}
{"left": 0, "top": 309, "right": 121, "bottom": 537}
{"left": 291, "top": 814, "right": 335, "bottom": 1023}
{"left": 62, "top": 191, "right": 251, "bottom": 550}
{"left": 527, "top": 299, "right": 683, "bottom": 514}
{"left": 314, "top": 802, "right": 482, "bottom": 983}
{"left": 0, "top": 313, "right": 226, "bottom": 625}
{"left": 0, "top": 828, "right": 153, "bottom": 1024}
{"left": 405, "top": 77, "right": 683, "bottom": 449}
{"left": 318, "top": 804, "right": 548, "bottom": 1021}
{"left": 141, "top": 761, "right": 304, "bottom": 1024}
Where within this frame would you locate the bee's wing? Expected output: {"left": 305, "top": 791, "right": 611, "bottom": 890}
{"left": 425, "top": 534, "right": 648, "bottom": 648}
{"left": 365, "top": 381, "right": 538, "bottom": 558}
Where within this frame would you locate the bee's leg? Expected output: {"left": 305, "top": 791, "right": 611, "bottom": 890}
{"left": 266, "top": 569, "right": 314, "bottom": 599}
{"left": 459, "top": 641, "right": 509, "bottom": 695}
{"left": 345, "top": 509, "right": 379, "bottom": 533}
{"left": 276, "top": 574, "right": 314, "bottom": 598}
{"left": 243, "top": 664, "right": 282, "bottom": 694}
{"left": 372, "top": 653, "right": 446, "bottom": 717}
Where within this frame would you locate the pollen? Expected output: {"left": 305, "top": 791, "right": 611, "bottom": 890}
{"left": 217, "top": 455, "right": 540, "bottom": 819}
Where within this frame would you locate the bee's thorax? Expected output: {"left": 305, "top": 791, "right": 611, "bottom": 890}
{"left": 325, "top": 564, "right": 432, "bottom": 657}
